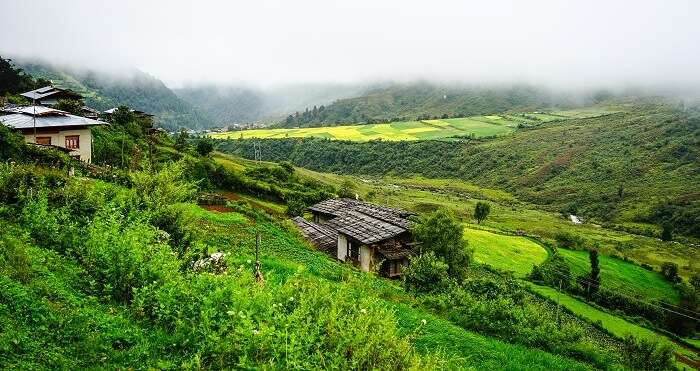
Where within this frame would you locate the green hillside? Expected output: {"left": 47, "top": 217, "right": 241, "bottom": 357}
{"left": 18, "top": 60, "right": 214, "bottom": 131}
{"left": 215, "top": 102, "right": 700, "bottom": 239}
{"left": 276, "top": 82, "right": 589, "bottom": 127}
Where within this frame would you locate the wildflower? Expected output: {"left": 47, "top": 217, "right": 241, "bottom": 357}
{"left": 252, "top": 329, "right": 259, "bottom": 335}
{"left": 420, "top": 319, "right": 427, "bottom": 325}
{"left": 226, "top": 310, "right": 235, "bottom": 316}
{"left": 247, "top": 259, "right": 252, "bottom": 264}
{"left": 272, "top": 303, "right": 277, "bottom": 308}
{"left": 360, "top": 308, "right": 367, "bottom": 314}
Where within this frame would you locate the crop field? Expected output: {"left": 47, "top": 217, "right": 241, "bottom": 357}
{"left": 557, "top": 248, "right": 680, "bottom": 303}
{"left": 465, "top": 228, "right": 548, "bottom": 277}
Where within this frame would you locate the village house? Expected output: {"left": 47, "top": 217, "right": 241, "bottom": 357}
{"left": 20, "top": 86, "right": 83, "bottom": 107}
{"left": 0, "top": 105, "right": 106, "bottom": 163}
{"left": 293, "top": 198, "right": 414, "bottom": 277}
{"left": 103, "top": 107, "right": 154, "bottom": 119}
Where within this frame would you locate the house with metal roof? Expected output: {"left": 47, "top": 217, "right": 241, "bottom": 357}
{"left": 293, "top": 198, "right": 414, "bottom": 277}
{"left": 20, "top": 86, "right": 83, "bottom": 107}
{"left": 0, "top": 106, "right": 106, "bottom": 163}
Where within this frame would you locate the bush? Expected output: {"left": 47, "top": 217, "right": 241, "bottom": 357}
{"left": 403, "top": 252, "right": 450, "bottom": 293}
{"left": 621, "top": 335, "right": 674, "bottom": 371}
{"left": 411, "top": 208, "right": 472, "bottom": 281}
{"left": 660, "top": 262, "right": 680, "bottom": 283}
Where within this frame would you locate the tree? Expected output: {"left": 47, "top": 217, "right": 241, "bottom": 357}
{"left": 174, "top": 129, "right": 191, "bottom": 152}
{"left": 285, "top": 196, "right": 306, "bottom": 217}
{"left": 660, "top": 223, "right": 673, "bottom": 241}
{"left": 337, "top": 179, "right": 356, "bottom": 199}
{"left": 55, "top": 99, "right": 83, "bottom": 115}
{"left": 660, "top": 262, "right": 680, "bottom": 283}
{"left": 196, "top": 138, "right": 214, "bottom": 157}
{"left": 473, "top": 201, "right": 491, "bottom": 224}
{"left": 412, "top": 208, "right": 471, "bottom": 281}
{"left": 403, "top": 251, "right": 450, "bottom": 293}
{"left": 588, "top": 248, "right": 601, "bottom": 299}
{"left": 690, "top": 274, "right": 700, "bottom": 291}
{"left": 111, "top": 105, "right": 137, "bottom": 126}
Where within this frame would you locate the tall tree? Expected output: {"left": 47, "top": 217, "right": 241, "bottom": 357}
{"left": 412, "top": 208, "right": 471, "bottom": 281}
{"left": 588, "top": 248, "right": 601, "bottom": 299}
{"left": 474, "top": 201, "right": 491, "bottom": 224}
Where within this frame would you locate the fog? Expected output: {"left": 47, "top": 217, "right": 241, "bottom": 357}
{"left": 2, "top": 0, "right": 700, "bottom": 90}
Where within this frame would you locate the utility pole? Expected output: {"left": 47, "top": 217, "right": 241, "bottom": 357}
{"left": 556, "top": 279, "right": 562, "bottom": 329}
{"left": 32, "top": 98, "right": 37, "bottom": 143}
{"left": 254, "top": 230, "right": 264, "bottom": 284}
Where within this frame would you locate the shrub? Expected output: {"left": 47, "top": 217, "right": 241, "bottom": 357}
{"left": 621, "top": 335, "right": 674, "bottom": 371}
{"left": 660, "top": 262, "right": 680, "bottom": 283}
{"left": 411, "top": 208, "right": 472, "bottom": 281}
{"left": 403, "top": 252, "right": 450, "bottom": 293}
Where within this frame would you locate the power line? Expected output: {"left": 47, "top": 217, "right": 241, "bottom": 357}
{"left": 536, "top": 262, "right": 700, "bottom": 317}
{"left": 534, "top": 265, "right": 700, "bottom": 322}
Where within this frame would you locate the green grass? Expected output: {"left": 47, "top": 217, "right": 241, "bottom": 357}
{"left": 465, "top": 228, "right": 548, "bottom": 277}
{"left": 557, "top": 248, "right": 680, "bottom": 303}
{"left": 389, "top": 301, "right": 590, "bottom": 370}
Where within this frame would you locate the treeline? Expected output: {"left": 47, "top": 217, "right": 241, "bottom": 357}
{"left": 276, "top": 83, "right": 569, "bottom": 128}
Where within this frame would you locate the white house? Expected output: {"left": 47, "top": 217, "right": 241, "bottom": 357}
{"left": 0, "top": 106, "right": 106, "bottom": 163}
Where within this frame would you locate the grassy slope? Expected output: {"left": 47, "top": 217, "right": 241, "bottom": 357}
{"left": 185, "top": 203, "right": 592, "bottom": 370}
{"left": 557, "top": 248, "right": 680, "bottom": 303}
{"left": 465, "top": 228, "right": 548, "bottom": 277}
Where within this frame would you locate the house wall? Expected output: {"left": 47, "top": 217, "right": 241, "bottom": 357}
{"left": 360, "top": 245, "right": 372, "bottom": 272}
{"left": 23, "top": 128, "right": 93, "bottom": 163}
{"left": 337, "top": 233, "right": 348, "bottom": 261}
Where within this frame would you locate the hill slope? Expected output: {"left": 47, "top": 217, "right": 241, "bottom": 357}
{"left": 174, "top": 83, "right": 367, "bottom": 126}
{"left": 216, "top": 102, "right": 700, "bottom": 237}
{"left": 18, "top": 60, "right": 214, "bottom": 131}
{"left": 275, "top": 82, "right": 589, "bottom": 127}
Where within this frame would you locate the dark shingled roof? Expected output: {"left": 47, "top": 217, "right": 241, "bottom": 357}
{"left": 291, "top": 217, "right": 337, "bottom": 253}
{"left": 334, "top": 211, "right": 407, "bottom": 244}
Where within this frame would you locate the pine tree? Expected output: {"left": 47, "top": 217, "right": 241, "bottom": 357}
{"left": 588, "top": 249, "right": 601, "bottom": 299}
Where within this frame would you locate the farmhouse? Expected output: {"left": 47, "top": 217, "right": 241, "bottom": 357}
{"left": 0, "top": 105, "right": 106, "bottom": 163}
{"left": 20, "top": 86, "right": 83, "bottom": 107}
{"left": 293, "top": 198, "right": 413, "bottom": 277}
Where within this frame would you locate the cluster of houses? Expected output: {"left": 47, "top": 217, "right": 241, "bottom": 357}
{"left": 293, "top": 198, "right": 414, "bottom": 278}
{"left": 0, "top": 86, "right": 151, "bottom": 163}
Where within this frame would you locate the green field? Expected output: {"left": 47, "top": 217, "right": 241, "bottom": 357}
{"left": 557, "top": 248, "right": 680, "bottom": 303}
{"left": 211, "top": 116, "right": 518, "bottom": 141}
{"left": 465, "top": 228, "right": 548, "bottom": 277}
{"left": 209, "top": 108, "right": 612, "bottom": 142}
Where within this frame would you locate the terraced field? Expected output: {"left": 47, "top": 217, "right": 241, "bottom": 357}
{"left": 465, "top": 227, "right": 549, "bottom": 277}
{"left": 210, "top": 108, "right": 621, "bottom": 142}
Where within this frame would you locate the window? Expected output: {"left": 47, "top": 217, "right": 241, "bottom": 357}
{"left": 36, "top": 136, "right": 51, "bottom": 145}
{"left": 64, "top": 135, "right": 79, "bottom": 149}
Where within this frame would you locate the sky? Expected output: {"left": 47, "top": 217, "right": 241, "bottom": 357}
{"left": 1, "top": 0, "right": 700, "bottom": 89}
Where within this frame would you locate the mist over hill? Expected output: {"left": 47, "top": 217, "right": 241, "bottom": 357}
{"left": 173, "top": 83, "right": 368, "bottom": 126}
{"left": 17, "top": 59, "right": 214, "bottom": 131}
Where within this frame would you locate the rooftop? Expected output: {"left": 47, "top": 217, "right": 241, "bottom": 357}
{"left": 0, "top": 106, "right": 106, "bottom": 129}
{"left": 20, "top": 86, "right": 82, "bottom": 101}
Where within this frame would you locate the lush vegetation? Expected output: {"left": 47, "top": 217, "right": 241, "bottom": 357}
{"left": 0, "top": 56, "right": 50, "bottom": 100}
{"left": 215, "top": 102, "right": 700, "bottom": 242}
{"left": 17, "top": 60, "right": 214, "bottom": 131}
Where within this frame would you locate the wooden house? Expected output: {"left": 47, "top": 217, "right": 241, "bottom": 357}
{"left": 293, "top": 199, "right": 413, "bottom": 277}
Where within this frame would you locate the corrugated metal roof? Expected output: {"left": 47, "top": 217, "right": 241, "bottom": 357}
{"left": 20, "top": 86, "right": 82, "bottom": 101}
{"left": 0, "top": 106, "right": 106, "bottom": 129}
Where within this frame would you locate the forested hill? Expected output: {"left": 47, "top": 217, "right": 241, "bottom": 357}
{"left": 17, "top": 60, "right": 214, "bottom": 131}
{"left": 276, "top": 83, "right": 592, "bottom": 128}
{"left": 217, "top": 102, "right": 700, "bottom": 238}
{"left": 174, "top": 83, "right": 367, "bottom": 126}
